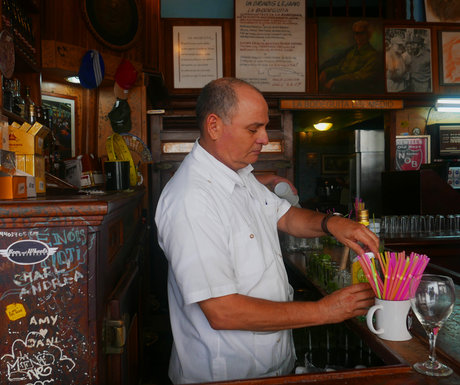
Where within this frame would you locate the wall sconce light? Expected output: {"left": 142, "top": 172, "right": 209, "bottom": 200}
{"left": 435, "top": 98, "right": 460, "bottom": 112}
{"left": 313, "top": 117, "right": 333, "bottom": 131}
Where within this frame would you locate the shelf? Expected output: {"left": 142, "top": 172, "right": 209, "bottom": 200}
{"left": 1, "top": 108, "right": 25, "bottom": 124}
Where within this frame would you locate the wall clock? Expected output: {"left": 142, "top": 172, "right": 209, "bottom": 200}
{"left": 83, "top": 0, "right": 142, "bottom": 50}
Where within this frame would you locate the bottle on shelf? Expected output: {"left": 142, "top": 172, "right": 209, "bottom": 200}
{"left": 24, "top": 86, "right": 36, "bottom": 124}
{"left": 12, "top": 79, "right": 25, "bottom": 118}
{"left": 2, "top": 78, "right": 13, "bottom": 112}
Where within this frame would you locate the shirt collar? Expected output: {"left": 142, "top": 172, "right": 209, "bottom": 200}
{"left": 191, "top": 140, "right": 254, "bottom": 194}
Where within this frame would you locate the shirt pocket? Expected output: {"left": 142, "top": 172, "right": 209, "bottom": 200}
{"left": 231, "top": 224, "right": 267, "bottom": 294}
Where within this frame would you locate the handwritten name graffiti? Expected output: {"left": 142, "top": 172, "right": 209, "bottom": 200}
{"left": 0, "top": 227, "right": 94, "bottom": 302}
{"left": 0, "top": 240, "right": 58, "bottom": 265}
{"left": 1, "top": 332, "right": 75, "bottom": 382}
{"left": 13, "top": 265, "right": 84, "bottom": 299}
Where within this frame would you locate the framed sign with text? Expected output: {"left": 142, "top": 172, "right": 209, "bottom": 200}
{"left": 395, "top": 135, "right": 431, "bottom": 171}
{"left": 235, "top": 0, "right": 305, "bottom": 92}
{"left": 173, "top": 26, "right": 223, "bottom": 89}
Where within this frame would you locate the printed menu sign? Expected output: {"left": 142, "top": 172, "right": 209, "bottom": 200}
{"left": 235, "top": 0, "right": 305, "bottom": 92}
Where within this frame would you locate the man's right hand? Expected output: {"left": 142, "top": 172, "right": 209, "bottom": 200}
{"left": 316, "top": 282, "right": 375, "bottom": 324}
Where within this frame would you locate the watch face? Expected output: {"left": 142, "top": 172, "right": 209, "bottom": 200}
{"left": 83, "top": 0, "right": 141, "bottom": 50}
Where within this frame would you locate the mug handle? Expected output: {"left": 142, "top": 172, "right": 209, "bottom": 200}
{"left": 366, "top": 304, "right": 384, "bottom": 335}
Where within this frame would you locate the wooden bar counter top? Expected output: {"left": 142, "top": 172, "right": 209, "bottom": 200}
{"left": 203, "top": 247, "right": 460, "bottom": 385}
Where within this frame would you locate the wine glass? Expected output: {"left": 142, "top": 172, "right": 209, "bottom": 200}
{"left": 409, "top": 274, "right": 456, "bottom": 377}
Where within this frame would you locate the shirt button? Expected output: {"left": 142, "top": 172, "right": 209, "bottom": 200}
{"left": 250, "top": 234, "right": 254, "bottom": 239}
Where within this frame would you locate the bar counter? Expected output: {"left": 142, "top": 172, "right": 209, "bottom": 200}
{"left": 203, "top": 246, "right": 460, "bottom": 385}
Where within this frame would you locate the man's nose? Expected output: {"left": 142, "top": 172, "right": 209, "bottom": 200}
{"left": 256, "top": 128, "right": 269, "bottom": 145}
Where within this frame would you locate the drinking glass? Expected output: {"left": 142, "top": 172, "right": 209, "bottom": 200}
{"left": 409, "top": 274, "right": 456, "bottom": 376}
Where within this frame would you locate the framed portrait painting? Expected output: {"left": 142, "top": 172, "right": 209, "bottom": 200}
{"left": 425, "top": 0, "right": 460, "bottom": 22}
{"left": 385, "top": 27, "right": 432, "bottom": 93}
{"left": 318, "top": 18, "right": 384, "bottom": 94}
{"left": 42, "top": 94, "right": 76, "bottom": 160}
{"left": 438, "top": 30, "right": 460, "bottom": 85}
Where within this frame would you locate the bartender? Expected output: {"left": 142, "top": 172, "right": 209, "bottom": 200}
{"left": 155, "top": 77, "right": 379, "bottom": 384}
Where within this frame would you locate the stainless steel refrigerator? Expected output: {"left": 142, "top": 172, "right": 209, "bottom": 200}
{"left": 349, "top": 129, "right": 385, "bottom": 217}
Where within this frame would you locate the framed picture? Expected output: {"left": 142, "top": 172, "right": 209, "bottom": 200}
{"left": 425, "top": 0, "right": 460, "bottom": 22}
{"left": 385, "top": 27, "right": 432, "bottom": 93}
{"left": 235, "top": 0, "right": 306, "bottom": 93}
{"left": 322, "top": 154, "right": 350, "bottom": 174}
{"left": 438, "top": 30, "right": 460, "bottom": 85}
{"left": 318, "top": 18, "right": 384, "bottom": 94}
{"left": 395, "top": 135, "right": 431, "bottom": 171}
{"left": 42, "top": 94, "right": 76, "bottom": 159}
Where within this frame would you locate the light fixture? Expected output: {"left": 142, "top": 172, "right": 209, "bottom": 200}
{"left": 313, "top": 116, "right": 333, "bottom": 131}
{"left": 65, "top": 76, "right": 80, "bottom": 84}
{"left": 435, "top": 98, "right": 460, "bottom": 112}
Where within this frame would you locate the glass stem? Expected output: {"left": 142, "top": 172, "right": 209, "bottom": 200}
{"left": 428, "top": 327, "right": 439, "bottom": 364}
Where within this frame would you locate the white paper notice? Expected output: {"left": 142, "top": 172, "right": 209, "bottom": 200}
{"left": 173, "top": 26, "right": 223, "bottom": 89}
{"left": 235, "top": 0, "right": 305, "bottom": 92}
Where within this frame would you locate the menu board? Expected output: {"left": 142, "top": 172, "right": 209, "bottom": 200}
{"left": 235, "top": 0, "right": 305, "bottom": 92}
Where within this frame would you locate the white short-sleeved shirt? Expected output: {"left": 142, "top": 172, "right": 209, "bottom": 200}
{"left": 155, "top": 141, "right": 295, "bottom": 384}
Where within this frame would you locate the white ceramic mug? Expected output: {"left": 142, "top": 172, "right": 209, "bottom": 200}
{"left": 366, "top": 298, "right": 412, "bottom": 341}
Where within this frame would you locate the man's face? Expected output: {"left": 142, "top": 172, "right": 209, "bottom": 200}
{"left": 394, "top": 42, "right": 406, "bottom": 55}
{"left": 214, "top": 85, "right": 269, "bottom": 171}
{"left": 353, "top": 27, "right": 369, "bottom": 48}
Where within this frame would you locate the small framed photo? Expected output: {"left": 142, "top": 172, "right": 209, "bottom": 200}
{"left": 385, "top": 27, "right": 432, "bottom": 93}
{"left": 395, "top": 135, "right": 431, "bottom": 171}
{"left": 42, "top": 93, "right": 76, "bottom": 159}
{"left": 438, "top": 30, "right": 460, "bottom": 85}
{"left": 321, "top": 154, "right": 350, "bottom": 174}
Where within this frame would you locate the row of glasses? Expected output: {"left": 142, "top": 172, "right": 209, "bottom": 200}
{"left": 381, "top": 214, "right": 460, "bottom": 237}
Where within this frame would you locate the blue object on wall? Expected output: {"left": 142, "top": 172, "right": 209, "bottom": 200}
{"left": 161, "top": 0, "right": 233, "bottom": 18}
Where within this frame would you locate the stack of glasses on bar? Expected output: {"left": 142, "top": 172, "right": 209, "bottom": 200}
{"left": 381, "top": 214, "right": 460, "bottom": 237}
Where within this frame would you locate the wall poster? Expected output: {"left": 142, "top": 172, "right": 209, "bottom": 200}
{"left": 42, "top": 94, "right": 76, "bottom": 160}
{"left": 235, "top": 0, "right": 305, "bottom": 92}
{"left": 395, "top": 135, "right": 431, "bottom": 171}
{"left": 173, "top": 26, "right": 223, "bottom": 89}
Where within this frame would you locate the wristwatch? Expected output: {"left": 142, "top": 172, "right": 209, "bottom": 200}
{"left": 321, "top": 212, "right": 343, "bottom": 235}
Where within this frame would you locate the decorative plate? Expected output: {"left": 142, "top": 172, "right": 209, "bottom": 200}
{"left": 82, "top": 0, "right": 142, "bottom": 50}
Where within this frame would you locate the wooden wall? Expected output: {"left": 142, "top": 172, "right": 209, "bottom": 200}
{"left": 40, "top": 0, "right": 159, "bottom": 71}
{"left": 39, "top": 0, "right": 156, "bottom": 158}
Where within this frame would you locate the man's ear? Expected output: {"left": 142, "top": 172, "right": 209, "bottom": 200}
{"left": 206, "top": 113, "right": 221, "bottom": 140}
